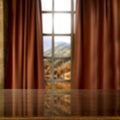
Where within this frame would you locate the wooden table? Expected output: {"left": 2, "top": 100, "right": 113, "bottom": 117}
{"left": 0, "top": 90, "right": 120, "bottom": 119}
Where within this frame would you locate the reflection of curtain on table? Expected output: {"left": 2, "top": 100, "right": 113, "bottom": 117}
{"left": 72, "top": 0, "right": 120, "bottom": 116}
{"left": 4, "top": 90, "right": 44, "bottom": 117}
{"left": 4, "top": 0, "right": 44, "bottom": 116}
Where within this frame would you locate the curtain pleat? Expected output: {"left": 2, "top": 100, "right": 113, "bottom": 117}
{"left": 5, "top": 0, "right": 44, "bottom": 89}
{"left": 73, "top": 0, "right": 120, "bottom": 89}
{"left": 72, "top": 0, "right": 120, "bottom": 116}
{"left": 4, "top": 0, "right": 44, "bottom": 116}
{"left": 4, "top": 90, "right": 44, "bottom": 117}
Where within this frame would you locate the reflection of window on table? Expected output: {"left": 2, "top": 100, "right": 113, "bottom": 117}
{"left": 41, "top": 0, "right": 76, "bottom": 115}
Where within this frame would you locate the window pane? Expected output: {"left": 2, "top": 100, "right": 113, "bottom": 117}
{"left": 53, "top": 95, "right": 71, "bottom": 115}
{"left": 41, "top": 0, "right": 52, "bottom": 11}
{"left": 54, "top": 36, "right": 71, "bottom": 57}
{"left": 42, "top": 14, "right": 52, "bottom": 33}
{"left": 62, "top": 60, "right": 71, "bottom": 80}
{"left": 74, "top": 0, "right": 76, "bottom": 11}
{"left": 43, "top": 36, "right": 52, "bottom": 57}
{"left": 74, "top": 14, "right": 76, "bottom": 33}
{"left": 54, "top": 59, "right": 71, "bottom": 80}
{"left": 54, "top": 0, "right": 71, "bottom": 11}
{"left": 54, "top": 59, "right": 63, "bottom": 80}
{"left": 54, "top": 82, "right": 71, "bottom": 92}
{"left": 44, "top": 59, "right": 52, "bottom": 80}
{"left": 54, "top": 14, "right": 71, "bottom": 34}
{"left": 45, "top": 82, "right": 52, "bottom": 91}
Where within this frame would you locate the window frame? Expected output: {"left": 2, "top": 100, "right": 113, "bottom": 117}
{"left": 42, "top": 0, "right": 76, "bottom": 116}
{"left": 42, "top": 0, "right": 76, "bottom": 94}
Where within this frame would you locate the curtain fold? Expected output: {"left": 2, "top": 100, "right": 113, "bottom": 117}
{"left": 4, "top": 0, "right": 44, "bottom": 116}
{"left": 4, "top": 90, "right": 44, "bottom": 117}
{"left": 72, "top": 0, "right": 120, "bottom": 89}
{"left": 5, "top": 0, "right": 44, "bottom": 89}
{"left": 72, "top": 0, "right": 120, "bottom": 116}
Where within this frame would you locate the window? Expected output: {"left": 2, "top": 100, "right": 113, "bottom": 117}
{"left": 42, "top": 0, "right": 76, "bottom": 115}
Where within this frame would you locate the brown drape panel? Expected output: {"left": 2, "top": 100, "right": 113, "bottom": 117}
{"left": 73, "top": 0, "right": 120, "bottom": 89}
{"left": 72, "top": 0, "right": 120, "bottom": 116}
{"left": 5, "top": 0, "right": 44, "bottom": 89}
{"left": 4, "top": 90, "right": 44, "bottom": 117}
{"left": 4, "top": 0, "right": 44, "bottom": 116}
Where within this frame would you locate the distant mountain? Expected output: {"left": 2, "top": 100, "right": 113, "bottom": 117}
{"left": 44, "top": 41, "right": 71, "bottom": 57}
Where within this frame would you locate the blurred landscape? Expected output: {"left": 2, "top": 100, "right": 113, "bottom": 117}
{"left": 44, "top": 40, "right": 71, "bottom": 91}
{"left": 43, "top": 38, "right": 71, "bottom": 115}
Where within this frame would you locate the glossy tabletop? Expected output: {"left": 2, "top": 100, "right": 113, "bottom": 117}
{"left": 0, "top": 90, "right": 120, "bottom": 117}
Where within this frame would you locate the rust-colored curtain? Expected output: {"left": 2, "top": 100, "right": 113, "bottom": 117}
{"left": 72, "top": 0, "right": 120, "bottom": 116}
{"left": 73, "top": 0, "right": 120, "bottom": 89}
{"left": 4, "top": 0, "right": 44, "bottom": 116}
{"left": 5, "top": 0, "right": 44, "bottom": 89}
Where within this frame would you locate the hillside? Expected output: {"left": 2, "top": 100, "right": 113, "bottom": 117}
{"left": 44, "top": 42, "right": 71, "bottom": 57}
{"left": 44, "top": 41, "right": 71, "bottom": 79}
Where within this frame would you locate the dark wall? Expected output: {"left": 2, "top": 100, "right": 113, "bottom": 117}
{"left": 3, "top": 0, "right": 9, "bottom": 88}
